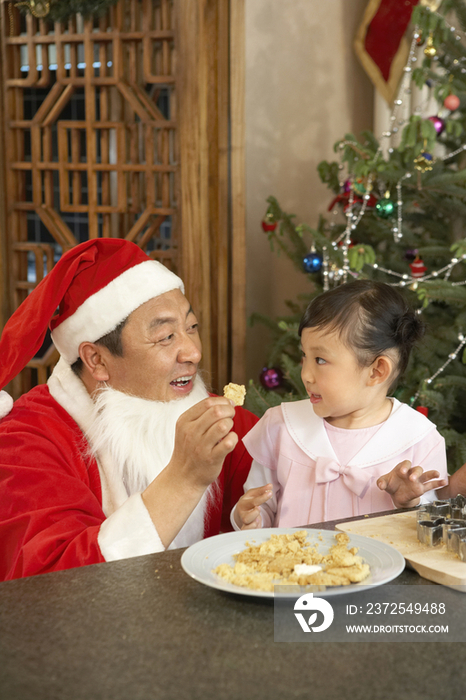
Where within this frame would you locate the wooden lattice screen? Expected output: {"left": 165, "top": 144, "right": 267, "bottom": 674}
{"left": 0, "top": 0, "right": 246, "bottom": 397}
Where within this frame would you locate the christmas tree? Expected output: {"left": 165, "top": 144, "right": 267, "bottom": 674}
{"left": 244, "top": 0, "right": 466, "bottom": 473}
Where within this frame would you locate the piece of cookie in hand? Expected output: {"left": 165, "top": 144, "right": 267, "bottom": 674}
{"left": 223, "top": 382, "right": 246, "bottom": 406}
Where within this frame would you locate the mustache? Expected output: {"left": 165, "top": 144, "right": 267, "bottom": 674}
{"left": 85, "top": 375, "right": 210, "bottom": 494}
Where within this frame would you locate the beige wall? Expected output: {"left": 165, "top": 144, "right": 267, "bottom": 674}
{"left": 245, "top": 0, "right": 374, "bottom": 381}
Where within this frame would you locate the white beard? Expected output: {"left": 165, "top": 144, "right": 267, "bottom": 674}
{"left": 85, "top": 375, "right": 217, "bottom": 548}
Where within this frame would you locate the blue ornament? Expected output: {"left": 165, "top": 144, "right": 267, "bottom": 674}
{"left": 303, "top": 251, "right": 323, "bottom": 273}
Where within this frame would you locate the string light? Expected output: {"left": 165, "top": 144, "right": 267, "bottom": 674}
{"left": 361, "top": 253, "right": 466, "bottom": 288}
{"left": 410, "top": 334, "right": 466, "bottom": 405}
{"left": 393, "top": 173, "right": 412, "bottom": 241}
{"left": 322, "top": 246, "right": 329, "bottom": 292}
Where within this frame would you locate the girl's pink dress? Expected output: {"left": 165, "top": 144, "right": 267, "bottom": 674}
{"left": 239, "top": 398, "right": 447, "bottom": 526}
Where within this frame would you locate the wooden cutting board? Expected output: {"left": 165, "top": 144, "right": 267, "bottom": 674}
{"left": 336, "top": 510, "right": 466, "bottom": 590}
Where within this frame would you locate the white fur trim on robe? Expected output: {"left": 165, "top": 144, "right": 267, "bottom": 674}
{"left": 98, "top": 493, "right": 164, "bottom": 560}
{"left": 0, "top": 390, "right": 14, "bottom": 419}
{"left": 51, "top": 260, "right": 184, "bottom": 365}
{"left": 47, "top": 358, "right": 165, "bottom": 560}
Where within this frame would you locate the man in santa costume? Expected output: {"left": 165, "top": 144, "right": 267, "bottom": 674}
{"left": 0, "top": 238, "right": 257, "bottom": 580}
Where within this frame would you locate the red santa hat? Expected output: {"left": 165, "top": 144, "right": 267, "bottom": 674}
{"left": 0, "top": 238, "right": 184, "bottom": 404}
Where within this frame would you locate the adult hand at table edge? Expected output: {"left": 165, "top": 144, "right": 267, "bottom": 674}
{"left": 437, "top": 461, "right": 466, "bottom": 500}
{"left": 142, "top": 396, "right": 238, "bottom": 548}
{"left": 377, "top": 459, "right": 448, "bottom": 509}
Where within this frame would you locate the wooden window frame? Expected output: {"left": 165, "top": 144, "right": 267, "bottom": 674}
{"left": 176, "top": 0, "right": 246, "bottom": 389}
{"left": 0, "top": 0, "right": 246, "bottom": 395}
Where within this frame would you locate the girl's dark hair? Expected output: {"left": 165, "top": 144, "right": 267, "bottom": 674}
{"left": 298, "top": 280, "right": 425, "bottom": 388}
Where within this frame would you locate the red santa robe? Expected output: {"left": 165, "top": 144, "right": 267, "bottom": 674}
{"left": 0, "top": 362, "right": 257, "bottom": 581}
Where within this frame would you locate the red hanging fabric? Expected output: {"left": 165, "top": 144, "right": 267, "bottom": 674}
{"left": 354, "top": 0, "right": 420, "bottom": 103}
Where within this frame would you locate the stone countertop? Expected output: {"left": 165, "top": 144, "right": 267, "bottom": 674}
{"left": 1, "top": 516, "right": 465, "bottom": 700}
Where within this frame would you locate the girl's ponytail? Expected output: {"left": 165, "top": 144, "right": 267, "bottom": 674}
{"left": 393, "top": 311, "right": 425, "bottom": 348}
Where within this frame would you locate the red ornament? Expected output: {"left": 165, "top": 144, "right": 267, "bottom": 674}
{"left": 327, "top": 192, "right": 377, "bottom": 212}
{"left": 444, "top": 94, "right": 460, "bottom": 111}
{"left": 261, "top": 215, "right": 277, "bottom": 232}
{"left": 409, "top": 256, "right": 427, "bottom": 278}
{"left": 416, "top": 406, "right": 429, "bottom": 417}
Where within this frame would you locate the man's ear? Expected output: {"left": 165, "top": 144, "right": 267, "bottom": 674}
{"left": 368, "top": 355, "right": 394, "bottom": 386}
{"left": 78, "top": 342, "right": 110, "bottom": 382}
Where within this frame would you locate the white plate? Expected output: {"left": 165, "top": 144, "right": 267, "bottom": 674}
{"left": 181, "top": 528, "right": 405, "bottom": 598}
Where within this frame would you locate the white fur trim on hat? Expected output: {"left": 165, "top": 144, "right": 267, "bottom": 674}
{"left": 51, "top": 259, "right": 184, "bottom": 364}
{"left": 0, "top": 391, "right": 14, "bottom": 419}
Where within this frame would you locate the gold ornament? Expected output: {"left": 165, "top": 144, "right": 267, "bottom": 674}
{"left": 414, "top": 152, "right": 435, "bottom": 172}
{"left": 424, "top": 34, "right": 437, "bottom": 58}
{"left": 14, "top": 1, "right": 51, "bottom": 19}
{"left": 420, "top": 0, "right": 442, "bottom": 11}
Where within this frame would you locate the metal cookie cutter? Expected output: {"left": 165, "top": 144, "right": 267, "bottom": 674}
{"left": 459, "top": 538, "right": 466, "bottom": 563}
{"left": 442, "top": 520, "right": 466, "bottom": 552}
{"left": 416, "top": 501, "right": 451, "bottom": 521}
{"left": 430, "top": 500, "right": 452, "bottom": 517}
{"left": 417, "top": 517, "right": 445, "bottom": 546}
{"left": 416, "top": 496, "right": 466, "bottom": 553}
{"left": 450, "top": 495, "right": 466, "bottom": 520}
{"left": 417, "top": 506, "right": 437, "bottom": 522}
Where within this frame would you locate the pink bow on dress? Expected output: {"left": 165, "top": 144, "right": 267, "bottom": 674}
{"left": 315, "top": 457, "right": 373, "bottom": 499}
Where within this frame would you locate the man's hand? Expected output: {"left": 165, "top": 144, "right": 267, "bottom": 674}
{"left": 377, "top": 460, "right": 448, "bottom": 509}
{"left": 234, "top": 485, "right": 273, "bottom": 530}
{"left": 169, "top": 396, "right": 238, "bottom": 490}
{"left": 142, "top": 396, "right": 238, "bottom": 548}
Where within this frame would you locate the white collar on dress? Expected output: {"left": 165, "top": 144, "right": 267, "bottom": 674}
{"left": 281, "top": 398, "right": 436, "bottom": 467}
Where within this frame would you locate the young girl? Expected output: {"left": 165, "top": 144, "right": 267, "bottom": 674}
{"left": 233, "top": 280, "right": 454, "bottom": 530}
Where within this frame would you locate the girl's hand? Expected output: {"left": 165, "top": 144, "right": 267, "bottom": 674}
{"left": 377, "top": 460, "right": 448, "bottom": 509}
{"left": 234, "top": 484, "right": 273, "bottom": 530}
